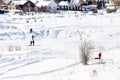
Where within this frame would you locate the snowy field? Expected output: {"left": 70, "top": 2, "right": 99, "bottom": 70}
{"left": 0, "top": 11, "right": 120, "bottom": 80}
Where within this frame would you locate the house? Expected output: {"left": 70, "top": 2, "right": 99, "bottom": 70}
{"left": 15, "top": 1, "right": 27, "bottom": 10}
{"left": 58, "top": 0, "right": 81, "bottom": 10}
{"left": 22, "top": 0, "right": 36, "bottom": 12}
{"left": 58, "top": 1, "right": 69, "bottom": 10}
{"left": 6, "top": 0, "right": 36, "bottom": 13}
{"left": 36, "top": 0, "right": 58, "bottom": 12}
{"left": 69, "top": 0, "right": 80, "bottom": 7}
{"left": 7, "top": 0, "right": 16, "bottom": 10}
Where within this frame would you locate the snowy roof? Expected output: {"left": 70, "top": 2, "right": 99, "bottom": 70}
{"left": 70, "top": 0, "right": 80, "bottom": 5}
{"left": 7, "top": 0, "right": 38, "bottom": 5}
{"left": 36, "top": 0, "right": 57, "bottom": 7}
{"left": 12, "top": 1, "right": 26, "bottom": 5}
{"left": 36, "top": 1, "right": 50, "bottom": 7}
{"left": 71, "top": 0, "right": 80, "bottom": 4}
{"left": 58, "top": 1, "right": 69, "bottom": 6}
{"left": 30, "top": 0, "right": 38, "bottom": 4}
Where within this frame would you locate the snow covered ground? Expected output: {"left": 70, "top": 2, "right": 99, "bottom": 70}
{"left": 0, "top": 11, "right": 120, "bottom": 80}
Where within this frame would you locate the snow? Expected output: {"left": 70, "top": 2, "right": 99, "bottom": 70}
{"left": 0, "top": 11, "right": 120, "bottom": 80}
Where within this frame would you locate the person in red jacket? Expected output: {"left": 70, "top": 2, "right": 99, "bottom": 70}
{"left": 98, "top": 52, "right": 102, "bottom": 59}
{"left": 94, "top": 52, "right": 102, "bottom": 59}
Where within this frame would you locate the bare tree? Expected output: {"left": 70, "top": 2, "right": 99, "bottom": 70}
{"left": 79, "top": 41, "right": 94, "bottom": 65}
{"left": 111, "top": 0, "right": 120, "bottom": 9}
{"left": 0, "top": 0, "right": 3, "bottom": 6}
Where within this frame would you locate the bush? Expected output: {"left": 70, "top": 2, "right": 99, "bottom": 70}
{"left": 107, "top": 8, "right": 117, "bottom": 13}
{"left": 79, "top": 41, "right": 94, "bottom": 65}
{"left": 0, "top": 53, "right": 2, "bottom": 58}
{"left": 111, "top": 0, "right": 120, "bottom": 9}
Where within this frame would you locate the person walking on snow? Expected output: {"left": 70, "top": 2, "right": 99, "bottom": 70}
{"left": 30, "top": 28, "right": 35, "bottom": 46}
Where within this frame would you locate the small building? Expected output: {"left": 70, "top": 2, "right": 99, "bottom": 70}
{"left": 15, "top": 1, "right": 26, "bottom": 10}
{"left": 58, "top": 1, "right": 69, "bottom": 10}
{"left": 69, "top": 0, "right": 81, "bottom": 10}
{"left": 36, "top": 0, "right": 58, "bottom": 12}
{"left": 22, "top": 0, "right": 36, "bottom": 12}
{"left": 7, "top": 0, "right": 16, "bottom": 10}
{"left": 7, "top": 0, "right": 23, "bottom": 14}
{"left": 6, "top": 0, "right": 36, "bottom": 13}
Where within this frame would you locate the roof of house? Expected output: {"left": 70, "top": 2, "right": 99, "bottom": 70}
{"left": 36, "top": 1, "right": 49, "bottom": 7}
{"left": 36, "top": 0, "right": 57, "bottom": 7}
{"left": 7, "top": 0, "right": 37, "bottom": 5}
{"left": 58, "top": 1, "right": 69, "bottom": 6}
{"left": 12, "top": 1, "right": 26, "bottom": 5}
{"left": 71, "top": 0, "right": 80, "bottom": 4}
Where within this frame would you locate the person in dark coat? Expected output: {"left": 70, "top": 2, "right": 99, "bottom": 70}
{"left": 29, "top": 28, "right": 35, "bottom": 46}
{"left": 30, "top": 28, "right": 33, "bottom": 33}
{"left": 32, "top": 35, "right": 35, "bottom": 46}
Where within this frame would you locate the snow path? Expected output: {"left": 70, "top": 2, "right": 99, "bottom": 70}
{"left": 0, "top": 58, "right": 44, "bottom": 76}
{"left": 2, "top": 61, "right": 80, "bottom": 79}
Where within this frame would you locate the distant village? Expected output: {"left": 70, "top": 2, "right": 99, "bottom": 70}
{"left": 0, "top": 0, "right": 117, "bottom": 15}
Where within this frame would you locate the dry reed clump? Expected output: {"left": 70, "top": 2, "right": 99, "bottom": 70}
{"left": 8, "top": 46, "right": 21, "bottom": 51}
{"left": 79, "top": 41, "right": 94, "bottom": 65}
{"left": 15, "top": 46, "right": 21, "bottom": 51}
{"left": 107, "top": 8, "right": 117, "bottom": 13}
{"left": 8, "top": 46, "right": 13, "bottom": 51}
{"left": 111, "top": 0, "right": 120, "bottom": 10}
{"left": 112, "top": 0, "right": 120, "bottom": 7}
{"left": 0, "top": 53, "right": 2, "bottom": 58}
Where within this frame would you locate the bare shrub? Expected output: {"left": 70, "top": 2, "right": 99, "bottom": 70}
{"left": 111, "top": 0, "right": 120, "bottom": 10}
{"left": 0, "top": 53, "right": 2, "bottom": 58}
{"left": 8, "top": 46, "right": 13, "bottom": 51}
{"left": 107, "top": 8, "right": 117, "bottom": 13}
{"left": 79, "top": 41, "right": 94, "bottom": 65}
{"left": 15, "top": 46, "right": 21, "bottom": 51}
